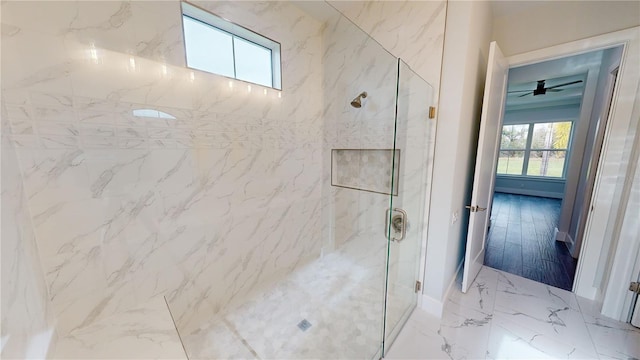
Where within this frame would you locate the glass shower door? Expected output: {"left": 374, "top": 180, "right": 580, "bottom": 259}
{"left": 383, "top": 59, "right": 436, "bottom": 352}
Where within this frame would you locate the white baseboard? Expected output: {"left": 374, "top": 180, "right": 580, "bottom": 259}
{"left": 494, "top": 187, "right": 564, "bottom": 199}
{"left": 420, "top": 261, "right": 464, "bottom": 318}
{"left": 566, "top": 233, "right": 575, "bottom": 247}
{"left": 420, "top": 294, "right": 444, "bottom": 318}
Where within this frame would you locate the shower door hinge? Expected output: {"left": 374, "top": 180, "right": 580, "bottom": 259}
{"left": 429, "top": 106, "right": 436, "bottom": 119}
{"left": 415, "top": 280, "right": 422, "bottom": 293}
{"left": 630, "top": 282, "right": 640, "bottom": 294}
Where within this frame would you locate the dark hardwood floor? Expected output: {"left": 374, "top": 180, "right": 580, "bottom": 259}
{"left": 484, "top": 192, "right": 578, "bottom": 291}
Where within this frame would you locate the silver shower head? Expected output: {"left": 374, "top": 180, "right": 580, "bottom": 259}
{"left": 351, "top": 91, "right": 367, "bottom": 108}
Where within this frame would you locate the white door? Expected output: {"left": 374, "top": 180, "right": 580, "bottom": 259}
{"left": 461, "top": 42, "right": 509, "bottom": 292}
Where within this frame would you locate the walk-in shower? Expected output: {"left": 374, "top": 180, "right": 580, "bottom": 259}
{"left": 1, "top": 1, "right": 437, "bottom": 359}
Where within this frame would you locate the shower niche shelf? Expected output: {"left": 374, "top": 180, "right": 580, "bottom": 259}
{"left": 331, "top": 149, "right": 400, "bottom": 196}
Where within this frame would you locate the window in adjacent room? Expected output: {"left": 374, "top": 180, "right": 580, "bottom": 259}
{"left": 496, "top": 121, "right": 573, "bottom": 178}
{"left": 181, "top": 2, "right": 282, "bottom": 89}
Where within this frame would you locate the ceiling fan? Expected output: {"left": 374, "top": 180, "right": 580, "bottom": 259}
{"left": 508, "top": 79, "right": 583, "bottom": 97}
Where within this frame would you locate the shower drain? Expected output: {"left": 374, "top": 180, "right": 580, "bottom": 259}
{"left": 297, "top": 319, "right": 312, "bottom": 331}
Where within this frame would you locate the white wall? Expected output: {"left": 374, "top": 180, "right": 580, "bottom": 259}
{"left": 492, "top": 1, "right": 640, "bottom": 56}
{"left": 495, "top": 178, "right": 565, "bottom": 199}
{"left": 423, "top": 0, "right": 493, "bottom": 314}
{"left": 503, "top": 105, "right": 581, "bottom": 125}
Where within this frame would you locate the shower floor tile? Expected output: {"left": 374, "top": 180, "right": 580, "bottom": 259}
{"left": 177, "top": 235, "right": 393, "bottom": 360}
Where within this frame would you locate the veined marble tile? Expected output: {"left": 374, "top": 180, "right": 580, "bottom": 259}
{"left": 577, "top": 296, "right": 640, "bottom": 359}
{"left": 53, "top": 296, "right": 187, "bottom": 359}
{"left": 7, "top": 117, "right": 34, "bottom": 135}
{"left": 32, "top": 106, "right": 77, "bottom": 123}
{"left": 487, "top": 312, "right": 599, "bottom": 359}
{"left": 493, "top": 271, "right": 598, "bottom": 356}
{"left": 448, "top": 265, "right": 500, "bottom": 314}
{"left": 78, "top": 110, "right": 118, "bottom": 125}
{"left": 82, "top": 136, "right": 117, "bottom": 149}
{"left": 79, "top": 124, "right": 115, "bottom": 138}
{"left": 386, "top": 301, "right": 492, "bottom": 360}
{"left": 41, "top": 135, "right": 80, "bottom": 149}
{"left": 1, "top": 135, "right": 57, "bottom": 359}
{"left": 8, "top": 134, "right": 39, "bottom": 148}
{"left": 16, "top": 148, "right": 92, "bottom": 209}
{"left": 35, "top": 121, "right": 79, "bottom": 137}
{"left": 130, "top": 1, "right": 185, "bottom": 67}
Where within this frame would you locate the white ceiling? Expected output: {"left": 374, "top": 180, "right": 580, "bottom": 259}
{"left": 503, "top": 47, "right": 610, "bottom": 111}
{"left": 489, "top": 0, "right": 546, "bottom": 18}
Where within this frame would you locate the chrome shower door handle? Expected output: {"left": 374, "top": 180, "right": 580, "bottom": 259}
{"left": 394, "top": 208, "right": 407, "bottom": 242}
{"left": 386, "top": 208, "right": 408, "bottom": 242}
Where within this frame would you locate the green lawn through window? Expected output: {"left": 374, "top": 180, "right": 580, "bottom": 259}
{"left": 497, "top": 157, "right": 565, "bottom": 177}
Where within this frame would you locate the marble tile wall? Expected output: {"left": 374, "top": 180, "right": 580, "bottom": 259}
{"left": 323, "top": 0, "right": 443, "bottom": 250}
{"left": 320, "top": 9, "right": 397, "bottom": 256}
{"left": 1, "top": 129, "right": 57, "bottom": 358}
{"left": 2, "top": 0, "right": 324, "bottom": 338}
{"left": 328, "top": 0, "right": 446, "bottom": 102}
{"left": 332, "top": 149, "right": 399, "bottom": 195}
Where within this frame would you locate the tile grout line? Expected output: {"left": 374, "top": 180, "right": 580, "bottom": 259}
{"left": 574, "top": 296, "right": 603, "bottom": 359}
{"left": 482, "top": 267, "right": 501, "bottom": 359}
{"left": 163, "top": 295, "right": 190, "bottom": 360}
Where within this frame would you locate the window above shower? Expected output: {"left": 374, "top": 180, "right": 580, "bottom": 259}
{"left": 181, "top": 2, "right": 282, "bottom": 89}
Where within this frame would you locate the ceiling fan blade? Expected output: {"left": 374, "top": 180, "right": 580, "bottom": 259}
{"left": 546, "top": 88, "right": 563, "bottom": 92}
{"left": 518, "top": 92, "right": 532, "bottom": 98}
{"left": 508, "top": 90, "right": 534, "bottom": 93}
{"left": 546, "top": 80, "right": 583, "bottom": 90}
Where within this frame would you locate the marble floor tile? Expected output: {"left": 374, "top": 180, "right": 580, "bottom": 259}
{"left": 493, "top": 272, "right": 598, "bottom": 356}
{"left": 386, "top": 266, "right": 638, "bottom": 360}
{"left": 386, "top": 297, "right": 493, "bottom": 359}
{"left": 448, "top": 266, "right": 500, "bottom": 314}
{"left": 577, "top": 297, "right": 640, "bottom": 359}
{"left": 383, "top": 309, "right": 445, "bottom": 359}
{"left": 487, "top": 312, "right": 598, "bottom": 359}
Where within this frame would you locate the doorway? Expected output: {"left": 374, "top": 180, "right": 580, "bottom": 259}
{"left": 481, "top": 46, "right": 623, "bottom": 291}
{"left": 462, "top": 27, "right": 640, "bottom": 323}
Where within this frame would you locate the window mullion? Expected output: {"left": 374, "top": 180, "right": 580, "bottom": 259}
{"left": 561, "top": 150, "right": 568, "bottom": 178}
{"left": 231, "top": 36, "right": 237, "bottom": 78}
{"left": 522, "top": 124, "right": 534, "bottom": 175}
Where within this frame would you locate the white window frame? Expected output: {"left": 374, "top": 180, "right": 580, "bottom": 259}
{"left": 497, "top": 120, "right": 575, "bottom": 179}
{"left": 181, "top": 2, "right": 282, "bottom": 89}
